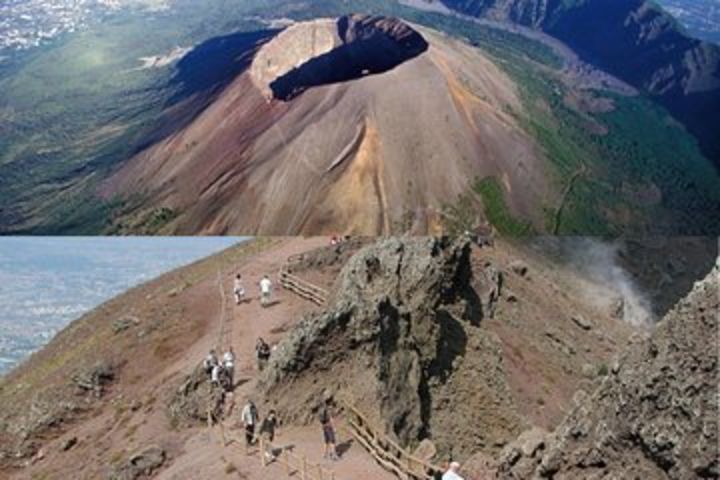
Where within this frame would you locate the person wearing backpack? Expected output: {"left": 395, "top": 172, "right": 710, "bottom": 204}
{"left": 203, "top": 349, "right": 218, "bottom": 374}
{"left": 256, "top": 337, "right": 271, "bottom": 371}
{"left": 241, "top": 399, "right": 259, "bottom": 454}
{"left": 319, "top": 398, "right": 339, "bottom": 461}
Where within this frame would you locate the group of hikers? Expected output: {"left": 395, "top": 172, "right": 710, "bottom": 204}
{"left": 238, "top": 396, "right": 340, "bottom": 463}
{"left": 203, "top": 337, "right": 271, "bottom": 393}
{"left": 203, "top": 347, "right": 236, "bottom": 391}
{"left": 233, "top": 273, "right": 274, "bottom": 307}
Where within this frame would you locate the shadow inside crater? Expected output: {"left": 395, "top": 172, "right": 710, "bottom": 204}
{"left": 269, "top": 17, "right": 429, "bottom": 101}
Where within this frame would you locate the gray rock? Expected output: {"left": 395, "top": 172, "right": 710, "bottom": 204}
{"left": 498, "top": 260, "right": 720, "bottom": 479}
{"left": 261, "top": 237, "right": 521, "bottom": 459}
{"left": 167, "top": 364, "right": 225, "bottom": 428}
{"left": 570, "top": 315, "right": 593, "bottom": 331}
{"left": 508, "top": 260, "right": 529, "bottom": 277}
{"left": 108, "top": 446, "right": 165, "bottom": 480}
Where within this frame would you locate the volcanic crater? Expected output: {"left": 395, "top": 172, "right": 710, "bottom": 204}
{"left": 250, "top": 15, "right": 429, "bottom": 100}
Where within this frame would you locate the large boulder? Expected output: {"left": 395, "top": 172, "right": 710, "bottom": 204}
{"left": 497, "top": 258, "right": 719, "bottom": 479}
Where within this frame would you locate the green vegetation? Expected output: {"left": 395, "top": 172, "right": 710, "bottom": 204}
{"left": 474, "top": 177, "right": 534, "bottom": 236}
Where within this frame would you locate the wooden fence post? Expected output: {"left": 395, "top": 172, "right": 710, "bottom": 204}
{"left": 284, "top": 450, "right": 291, "bottom": 476}
{"left": 260, "top": 437, "right": 266, "bottom": 467}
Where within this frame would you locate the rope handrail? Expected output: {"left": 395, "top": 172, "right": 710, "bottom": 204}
{"left": 340, "top": 401, "right": 443, "bottom": 480}
{"left": 216, "top": 269, "right": 229, "bottom": 349}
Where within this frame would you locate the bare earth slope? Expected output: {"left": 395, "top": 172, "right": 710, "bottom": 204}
{"left": 101, "top": 15, "right": 547, "bottom": 235}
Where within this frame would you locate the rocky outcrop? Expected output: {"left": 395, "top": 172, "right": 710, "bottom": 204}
{"left": 108, "top": 446, "right": 166, "bottom": 480}
{"left": 496, "top": 258, "right": 719, "bottom": 479}
{"left": 261, "top": 237, "right": 522, "bottom": 458}
{"left": 167, "top": 364, "right": 224, "bottom": 428}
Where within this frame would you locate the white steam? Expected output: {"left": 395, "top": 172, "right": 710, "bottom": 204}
{"left": 533, "top": 238, "right": 655, "bottom": 327}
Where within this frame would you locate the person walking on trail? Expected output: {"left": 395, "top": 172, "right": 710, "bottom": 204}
{"left": 223, "top": 347, "right": 236, "bottom": 390}
{"left": 233, "top": 274, "right": 246, "bottom": 305}
{"left": 319, "top": 398, "right": 339, "bottom": 461}
{"left": 241, "top": 400, "right": 259, "bottom": 454}
{"left": 259, "top": 275, "right": 273, "bottom": 307}
{"left": 259, "top": 409, "right": 279, "bottom": 461}
{"left": 442, "top": 462, "right": 465, "bottom": 480}
{"left": 210, "top": 362, "right": 223, "bottom": 387}
{"left": 203, "top": 349, "right": 218, "bottom": 374}
{"left": 256, "top": 337, "right": 271, "bottom": 371}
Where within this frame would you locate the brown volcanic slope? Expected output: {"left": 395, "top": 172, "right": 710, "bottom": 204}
{"left": 101, "top": 15, "right": 547, "bottom": 235}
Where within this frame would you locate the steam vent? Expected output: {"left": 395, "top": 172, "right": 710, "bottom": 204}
{"left": 250, "top": 14, "right": 429, "bottom": 99}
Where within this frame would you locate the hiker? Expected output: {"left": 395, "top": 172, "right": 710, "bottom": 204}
{"left": 319, "top": 398, "right": 339, "bottom": 461}
{"left": 241, "top": 400, "right": 259, "bottom": 454}
{"left": 442, "top": 462, "right": 465, "bottom": 480}
{"left": 259, "top": 275, "right": 273, "bottom": 307}
{"left": 223, "top": 347, "right": 236, "bottom": 390}
{"left": 210, "top": 362, "right": 223, "bottom": 387}
{"left": 256, "top": 337, "right": 271, "bottom": 371}
{"left": 233, "top": 274, "right": 246, "bottom": 305}
{"left": 259, "top": 409, "right": 279, "bottom": 461}
{"left": 203, "top": 349, "right": 218, "bottom": 374}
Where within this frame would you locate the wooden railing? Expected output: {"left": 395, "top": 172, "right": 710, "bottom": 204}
{"left": 342, "top": 402, "right": 443, "bottom": 480}
{"left": 279, "top": 267, "right": 328, "bottom": 306}
{"left": 260, "top": 437, "right": 340, "bottom": 480}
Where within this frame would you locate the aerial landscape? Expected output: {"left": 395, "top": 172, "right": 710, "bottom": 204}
{"left": 0, "top": 0, "right": 719, "bottom": 234}
{"left": 0, "top": 1, "right": 718, "bottom": 479}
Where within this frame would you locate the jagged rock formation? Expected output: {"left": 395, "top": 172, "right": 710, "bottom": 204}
{"left": 167, "top": 364, "right": 225, "bottom": 428}
{"left": 496, "top": 257, "right": 719, "bottom": 479}
{"left": 261, "top": 237, "right": 523, "bottom": 458}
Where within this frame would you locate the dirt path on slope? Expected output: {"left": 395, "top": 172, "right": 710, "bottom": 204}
{"left": 157, "top": 236, "right": 394, "bottom": 480}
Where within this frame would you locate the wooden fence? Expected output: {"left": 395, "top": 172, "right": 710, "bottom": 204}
{"left": 279, "top": 252, "right": 329, "bottom": 306}
{"left": 342, "top": 402, "right": 443, "bottom": 480}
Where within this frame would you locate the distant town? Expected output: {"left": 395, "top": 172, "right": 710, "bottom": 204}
{"left": 0, "top": 0, "right": 169, "bottom": 53}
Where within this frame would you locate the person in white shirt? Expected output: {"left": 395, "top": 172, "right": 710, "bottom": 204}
{"left": 241, "top": 400, "right": 259, "bottom": 453}
{"left": 233, "top": 274, "right": 245, "bottom": 305}
{"left": 259, "top": 275, "right": 273, "bottom": 307}
{"left": 442, "top": 462, "right": 465, "bottom": 480}
{"left": 210, "top": 363, "right": 222, "bottom": 387}
{"left": 223, "top": 347, "right": 235, "bottom": 390}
